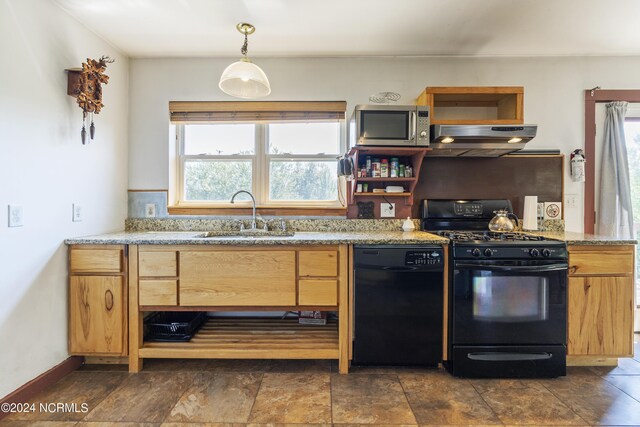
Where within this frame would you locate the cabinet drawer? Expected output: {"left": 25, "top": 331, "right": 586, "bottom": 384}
{"left": 180, "top": 251, "right": 296, "bottom": 306}
{"left": 299, "top": 279, "right": 338, "bottom": 306}
{"left": 299, "top": 251, "right": 338, "bottom": 277}
{"left": 139, "top": 251, "right": 177, "bottom": 277}
{"left": 139, "top": 280, "right": 177, "bottom": 306}
{"left": 70, "top": 248, "right": 122, "bottom": 273}
{"left": 569, "top": 250, "right": 633, "bottom": 276}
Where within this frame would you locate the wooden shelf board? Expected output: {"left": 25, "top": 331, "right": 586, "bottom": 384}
{"left": 139, "top": 318, "right": 339, "bottom": 359}
{"left": 353, "top": 192, "right": 411, "bottom": 197}
{"left": 355, "top": 177, "right": 417, "bottom": 182}
{"left": 348, "top": 147, "right": 430, "bottom": 156}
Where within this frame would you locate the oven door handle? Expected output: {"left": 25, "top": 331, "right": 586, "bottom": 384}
{"left": 468, "top": 352, "right": 553, "bottom": 361}
{"left": 455, "top": 263, "right": 568, "bottom": 272}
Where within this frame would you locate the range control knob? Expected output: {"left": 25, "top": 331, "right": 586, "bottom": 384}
{"left": 420, "top": 130, "right": 428, "bottom": 138}
{"left": 529, "top": 248, "right": 540, "bottom": 257}
{"left": 542, "top": 248, "right": 551, "bottom": 257}
{"left": 472, "top": 248, "right": 481, "bottom": 257}
{"left": 484, "top": 248, "right": 493, "bottom": 257}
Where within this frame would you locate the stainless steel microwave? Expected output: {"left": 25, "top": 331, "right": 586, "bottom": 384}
{"left": 349, "top": 105, "right": 430, "bottom": 147}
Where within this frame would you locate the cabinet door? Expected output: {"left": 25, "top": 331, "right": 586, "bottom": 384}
{"left": 568, "top": 276, "right": 634, "bottom": 357}
{"left": 180, "top": 251, "right": 296, "bottom": 306}
{"left": 69, "top": 276, "right": 124, "bottom": 355}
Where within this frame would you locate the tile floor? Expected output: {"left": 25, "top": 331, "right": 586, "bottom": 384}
{"left": 2, "top": 338, "right": 640, "bottom": 427}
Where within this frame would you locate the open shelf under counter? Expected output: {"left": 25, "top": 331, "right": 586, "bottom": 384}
{"left": 139, "top": 317, "right": 339, "bottom": 359}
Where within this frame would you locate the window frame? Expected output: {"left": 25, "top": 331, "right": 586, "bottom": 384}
{"left": 175, "top": 120, "right": 346, "bottom": 208}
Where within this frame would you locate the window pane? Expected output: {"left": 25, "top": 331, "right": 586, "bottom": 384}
{"left": 269, "top": 161, "right": 337, "bottom": 201}
{"left": 184, "top": 160, "right": 252, "bottom": 201}
{"left": 268, "top": 122, "right": 341, "bottom": 155}
{"left": 184, "top": 124, "right": 255, "bottom": 155}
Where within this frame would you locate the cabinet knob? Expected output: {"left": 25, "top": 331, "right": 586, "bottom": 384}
{"left": 105, "top": 290, "right": 114, "bottom": 311}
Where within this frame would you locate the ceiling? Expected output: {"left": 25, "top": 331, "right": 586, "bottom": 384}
{"left": 53, "top": 0, "right": 640, "bottom": 58}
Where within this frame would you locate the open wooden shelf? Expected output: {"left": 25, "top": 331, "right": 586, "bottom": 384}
{"left": 139, "top": 317, "right": 339, "bottom": 359}
{"left": 355, "top": 177, "right": 417, "bottom": 182}
{"left": 353, "top": 192, "right": 412, "bottom": 197}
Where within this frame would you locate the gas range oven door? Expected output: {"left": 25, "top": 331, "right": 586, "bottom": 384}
{"left": 452, "top": 260, "right": 567, "bottom": 346}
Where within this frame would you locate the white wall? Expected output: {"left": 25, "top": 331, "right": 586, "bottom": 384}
{"left": 129, "top": 55, "right": 640, "bottom": 232}
{"left": 0, "top": 0, "right": 128, "bottom": 398}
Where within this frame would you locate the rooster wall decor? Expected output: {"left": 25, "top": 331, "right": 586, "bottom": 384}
{"left": 66, "top": 56, "right": 115, "bottom": 144}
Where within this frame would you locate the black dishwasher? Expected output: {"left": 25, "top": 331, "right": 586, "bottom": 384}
{"left": 353, "top": 245, "right": 444, "bottom": 366}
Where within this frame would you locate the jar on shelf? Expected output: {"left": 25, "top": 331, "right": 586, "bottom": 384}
{"left": 380, "top": 159, "right": 389, "bottom": 178}
{"left": 390, "top": 157, "right": 399, "bottom": 178}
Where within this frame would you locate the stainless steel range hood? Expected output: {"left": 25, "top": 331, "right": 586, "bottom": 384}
{"left": 429, "top": 124, "right": 538, "bottom": 157}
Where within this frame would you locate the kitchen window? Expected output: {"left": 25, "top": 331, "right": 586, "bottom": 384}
{"left": 170, "top": 101, "right": 347, "bottom": 211}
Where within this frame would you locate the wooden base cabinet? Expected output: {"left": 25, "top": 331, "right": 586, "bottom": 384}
{"left": 567, "top": 245, "right": 635, "bottom": 359}
{"left": 129, "top": 245, "right": 350, "bottom": 374}
{"left": 68, "top": 245, "right": 128, "bottom": 356}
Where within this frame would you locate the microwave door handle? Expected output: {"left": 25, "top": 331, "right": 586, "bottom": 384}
{"left": 410, "top": 110, "right": 417, "bottom": 141}
{"left": 455, "top": 263, "right": 568, "bottom": 273}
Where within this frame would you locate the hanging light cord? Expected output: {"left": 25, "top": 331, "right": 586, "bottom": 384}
{"left": 241, "top": 32, "right": 249, "bottom": 57}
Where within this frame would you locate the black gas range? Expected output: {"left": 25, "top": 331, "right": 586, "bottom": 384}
{"left": 422, "top": 199, "right": 568, "bottom": 378}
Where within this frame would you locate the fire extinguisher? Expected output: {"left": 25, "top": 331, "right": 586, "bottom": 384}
{"left": 570, "top": 149, "right": 586, "bottom": 183}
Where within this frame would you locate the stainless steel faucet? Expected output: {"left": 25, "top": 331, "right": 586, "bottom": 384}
{"left": 230, "top": 190, "right": 257, "bottom": 229}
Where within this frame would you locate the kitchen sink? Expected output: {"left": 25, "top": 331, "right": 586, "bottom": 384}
{"left": 197, "top": 229, "right": 295, "bottom": 238}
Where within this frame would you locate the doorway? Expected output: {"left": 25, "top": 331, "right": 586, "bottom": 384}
{"left": 624, "top": 106, "right": 640, "bottom": 330}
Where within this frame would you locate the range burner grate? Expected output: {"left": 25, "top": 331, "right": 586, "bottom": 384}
{"left": 434, "top": 231, "right": 547, "bottom": 242}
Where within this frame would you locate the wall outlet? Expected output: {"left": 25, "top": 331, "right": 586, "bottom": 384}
{"left": 72, "top": 204, "right": 83, "bottom": 222}
{"left": 145, "top": 203, "right": 157, "bottom": 218}
{"left": 565, "top": 194, "right": 578, "bottom": 209}
{"left": 8, "top": 205, "right": 23, "bottom": 227}
{"left": 380, "top": 202, "right": 396, "bottom": 218}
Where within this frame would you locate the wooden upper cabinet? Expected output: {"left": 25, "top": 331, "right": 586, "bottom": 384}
{"left": 69, "top": 275, "right": 125, "bottom": 355}
{"left": 179, "top": 250, "right": 296, "bottom": 306}
{"left": 416, "top": 86, "right": 524, "bottom": 125}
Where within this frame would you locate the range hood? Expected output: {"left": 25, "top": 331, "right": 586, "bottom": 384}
{"left": 429, "top": 124, "right": 538, "bottom": 157}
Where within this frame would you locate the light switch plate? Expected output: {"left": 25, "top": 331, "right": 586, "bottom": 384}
{"left": 145, "top": 203, "right": 157, "bottom": 218}
{"left": 8, "top": 205, "right": 23, "bottom": 227}
{"left": 380, "top": 202, "right": 396, "bottom": 218}
{"left": 72, "top": 204, "right": 83, "bottom": 222}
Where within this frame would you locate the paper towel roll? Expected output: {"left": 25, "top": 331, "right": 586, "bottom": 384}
{"left": 523, "top": 196, "right": 538, "bottom": 230}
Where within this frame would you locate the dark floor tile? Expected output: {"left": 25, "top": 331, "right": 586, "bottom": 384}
{"left": 3, "top": 371, "right": 127, "bottom": 422}
{"left": 164, "top": 372, "right": 261, "bottom": 423}
{"left": 399, "top": 371, "right": 501, "bottom": 425}
{"left": 77, "top": 423, "right": 159, "bottom": 426}
{"left": 544, "top": 371, "right": 640, "bottom": 425}
{"left": 83, "top": 372, "right": 195, "bottom": 423}
{"left": 264, "top": 359, "right": 332, "bottom": 373}
{"left": 471, "top": 379, "right": 586, "bottom": 426}
{"left": 248, "top": 373, "right": 331, "bottom": 423}
{"left": 331, "top": 374, "right": 416, "bottom": 424}
{"left": 162, "top": 423, "right": 245, "bottom": 427}
{"left": 589, "top": 358, "right": 640, "bottom": 376}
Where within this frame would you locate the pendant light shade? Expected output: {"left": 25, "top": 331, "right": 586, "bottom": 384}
{"left": 219, "top": 23, "right": 271, "bottom": 99}
{"left": 219, "top": 58, "right": 271, "bottom": 99}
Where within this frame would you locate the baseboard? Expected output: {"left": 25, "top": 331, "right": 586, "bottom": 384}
{"left": 0, "top": 356, "right": 84, "bottom": 420}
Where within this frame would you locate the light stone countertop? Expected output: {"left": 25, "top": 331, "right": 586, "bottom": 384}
{"left": 64, "top": 230, "right": 450, "bottom": 246}
{"left": 530, "top": 230, "right": 637, "bottom": 245}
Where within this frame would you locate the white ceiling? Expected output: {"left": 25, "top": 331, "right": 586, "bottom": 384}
{"left": 53, "top": 0, "right": 640, "bottom": 58}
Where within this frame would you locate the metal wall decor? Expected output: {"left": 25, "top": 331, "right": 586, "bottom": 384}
{"left": 66, "top": 56, "right": 115, "bottom": 144}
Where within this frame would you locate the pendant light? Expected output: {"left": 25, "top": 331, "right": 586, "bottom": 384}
{"left": 219, "top": 23, "right": 271, "bottom": 99}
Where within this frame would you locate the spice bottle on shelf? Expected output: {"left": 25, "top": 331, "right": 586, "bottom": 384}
{"left": 371, "top": 158, "right": 381, "bottom": 177}
{"left": 390, "top": 157, "right": 399, "bottom": 178}
{"left": 365, "top": 156, "right": 372, "bottom": 177}
{"left": 380, "top": 159, "right": 389, "bottom": 178}
{"left": 405, "top": 165, "right": 413, "bottom": 178}
{"left": 399, "top": 164, "right": 406, "bottom": 177}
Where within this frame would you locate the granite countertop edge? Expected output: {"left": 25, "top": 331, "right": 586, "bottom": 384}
{"left": 64, "top": 231, "right": 450, "bottom": 246}
{"left": 64, "top": 230, "right": 637, "bottom": 246}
